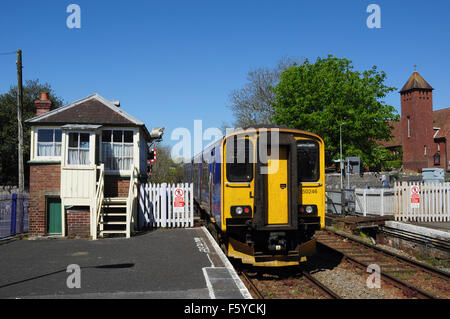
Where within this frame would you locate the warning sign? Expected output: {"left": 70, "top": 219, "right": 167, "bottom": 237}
{"left": 410, "top": 185, "right": 420, "bottom": 209}
{"left": 173, "top": 188, "right": 185, "bottom": 211}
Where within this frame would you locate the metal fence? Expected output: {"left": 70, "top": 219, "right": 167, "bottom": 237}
{"left": 355, "top": 188, "right": 395, "bottom": 216}
{"left": 0, "top": 193, "right": 29, "bottom": 239}
{"left": 326, "top": 189, "right": 357, "bottom": 215}
{"left": 326, "top": 188, "right": 395, "bottom": 216}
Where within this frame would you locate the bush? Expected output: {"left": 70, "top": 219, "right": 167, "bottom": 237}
{"left": 382, "top": 160, "right": 402, "bottom": 170}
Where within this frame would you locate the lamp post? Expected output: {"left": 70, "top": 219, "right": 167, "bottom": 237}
{"left": 340, "top": 122, "right": 345, "bottom": 190}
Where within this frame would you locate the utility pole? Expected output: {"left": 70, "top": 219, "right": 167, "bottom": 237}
{"left": 340, "top": 122, "right": 345, "bottom": 215}
{"left": 17, "top": 49, "right": 24, "bottom": 193}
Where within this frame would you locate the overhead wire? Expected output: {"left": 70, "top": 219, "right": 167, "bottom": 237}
{"left": 0, "top": 51, "right": 17, "bottom": 56}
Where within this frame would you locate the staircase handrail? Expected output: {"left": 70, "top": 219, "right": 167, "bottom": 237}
{"left": 126, "top": 166, "right": 138, "bottom": 238}
{"left": 93, "top": 163, "right": 105, "bottom": 240}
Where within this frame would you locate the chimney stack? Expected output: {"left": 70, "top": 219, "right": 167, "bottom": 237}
{"left": 35, "top": 92, "right": 52, "bottom": 117}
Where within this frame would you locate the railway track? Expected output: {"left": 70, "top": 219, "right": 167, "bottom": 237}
{"left": 238, "top": 268, "right": 341, "bottom": 299}
{"left": 300, "top": 270, "right": 341, "bottom": 299}
{"left": 315, "top": 228, "right": 450, "bottom": 299}
{"left": 239, "top": 270, "right": 265, "bottom": 299}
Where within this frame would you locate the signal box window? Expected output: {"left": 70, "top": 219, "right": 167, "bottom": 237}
{"left": 101, "top": 130, "right": 134, "bottom": 170}
{"left": 297, "top": 140, "right": 319, "bottom": 182}
{"left": 67, "top": 132, "right": 90, "bottom": 165}
{"left": 226, "top": 138, "right": 253, "bottom": 182}
{"left": 37, "top": 129, "right": 62, "bottom": 157}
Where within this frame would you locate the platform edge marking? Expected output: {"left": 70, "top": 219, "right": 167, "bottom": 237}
{"left": 200, "top": 226, "right": 253, "bottom": 299}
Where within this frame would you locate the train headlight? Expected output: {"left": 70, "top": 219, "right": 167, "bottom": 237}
{"left": 299, "top": 205, "right": 317, "bottom": 215}
{"left": 231, "top": 206, "right": 252, "bottom": 217}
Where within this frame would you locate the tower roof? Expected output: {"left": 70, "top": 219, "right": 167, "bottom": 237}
{"left": 400, "top": 71, "right": 433, "bottom": 93}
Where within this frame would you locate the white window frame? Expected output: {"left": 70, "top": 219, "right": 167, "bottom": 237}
{"left": 100, "top": 129, "right": 135, "bottom": 174}
{"left": 65, "top": 131, "right": 91, "bottom": 166}
{"left": 35, "top": 128, "right": 62, "bottom": 159}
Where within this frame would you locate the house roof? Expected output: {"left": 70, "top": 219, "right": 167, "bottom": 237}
{"left": 26, "top": 94, "right": 144, "bottom": 126}
{"left": 400, "top": 72, "right": 433, "bottom": 93}
{"left": 378, "top": 121, "right": 402, "bottom": 148}
{"left": 26, "top": 94, "right": 151, "bottom": 140}
{"left": 433, "top": 107, "right": 450, "bottom": 140}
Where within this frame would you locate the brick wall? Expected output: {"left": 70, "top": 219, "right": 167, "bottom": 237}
{"left": 104, "top": 176, "right": 130, "bottom": 198}
{"left": 401, "top": 90, "right": 434, "bottom": 172}
{"left": 29, "top": 163, "right": 61, "bottom": 236}
{"left": 66, "top": 208, "right": 90, "bottom": 238}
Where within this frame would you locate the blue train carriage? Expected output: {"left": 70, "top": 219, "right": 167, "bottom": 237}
{"left": 185, "top": 127, "right": 325, "bottom": 267}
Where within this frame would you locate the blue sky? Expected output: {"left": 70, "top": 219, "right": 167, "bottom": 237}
{"left": 1, "top": 0, "right": 449, "bottom": 147}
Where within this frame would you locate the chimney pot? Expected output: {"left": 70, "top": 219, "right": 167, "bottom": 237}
{"left": 35, "top": 92, "right": 52, "bottom": 117}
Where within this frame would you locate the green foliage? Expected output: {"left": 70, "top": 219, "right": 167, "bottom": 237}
{"left": 382, "top": 160, "right": 402, "bottom": 171}
{"left": 0, "top": 79, "right": 63, "bottom": 186}
{"left": 272, "top": 55, "right": 399, "bottom": 168}
{"left": 150, "top": 145, "right": 184, "bottom": 184}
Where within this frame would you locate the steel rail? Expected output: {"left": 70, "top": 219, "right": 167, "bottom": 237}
{"left": 239, "top": 271, "right": 264, "bottom": 299}
{"left": 323, "top": 227, "right": 450, "bottom": 280}
{"left": 317, "top": 241, "right": 438, "bottom": 299}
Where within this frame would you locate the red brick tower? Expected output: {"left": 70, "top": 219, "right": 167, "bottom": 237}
{"left": 400, "top": 71, "right": 434, "bottom": 171}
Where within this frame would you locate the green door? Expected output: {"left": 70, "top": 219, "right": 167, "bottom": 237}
{"left": 47, "top": 198, "right": 62, "bottom": 235}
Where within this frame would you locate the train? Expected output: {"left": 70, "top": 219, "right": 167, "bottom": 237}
{"left": 184, "top": 127, "right": 325, "bottom": 267}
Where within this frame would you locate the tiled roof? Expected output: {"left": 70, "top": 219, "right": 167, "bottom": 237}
{"left": 26, "top": 94, "right": 144, "bottom": 126}
{"left": 433, "top": 107, "right": 450, "bottom": 140}
{"left": 400, "top": 72, "right": 433, "bottom": 93}
{"left": 378, "top": 121, "right": 402, "bottom": 148}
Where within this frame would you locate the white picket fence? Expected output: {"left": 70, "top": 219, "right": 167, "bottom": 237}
{"left": 394, "top": 182, "right": 450, "bottom": 222}
{"left": 139, "top": 183, "right": 194, "bottom": 228}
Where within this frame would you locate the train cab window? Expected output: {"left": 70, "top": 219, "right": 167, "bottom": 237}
{"left": 226, "top": 139, "right": 253, "bottom": 182}
{"left": 297, "top": 140, "right": 319, "bottom": 182}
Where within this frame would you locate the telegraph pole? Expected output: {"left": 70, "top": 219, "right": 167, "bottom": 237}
{"left": 17, "top": 50, "right": 24, "bottom": 193}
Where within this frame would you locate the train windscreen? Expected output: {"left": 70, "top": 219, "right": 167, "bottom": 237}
{"left": 297, "top": 140, "right": 319, "bottom": 182}
{"left": 226, "top": 138, "right": 254, "bottom": 182}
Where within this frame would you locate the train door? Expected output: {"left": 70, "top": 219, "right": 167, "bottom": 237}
{"left": 222, "top": 136, "right": 256, "bottom": 231}
{"left": 296, "top": 138, "right": 325, "bottom": 229}
{"left": 264, "top": 146, "right": 289, "bottom": 225}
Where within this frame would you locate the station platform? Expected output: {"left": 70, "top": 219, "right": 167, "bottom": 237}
{"left": 0, "top": 227, "right": 251, "bottom": 299}
{"left": 326, "top": 214, "right": 450, "bottom": 260}
{"left": 380, "top": 221, "right": 450, "bottom": 260}
{"left": 406, "top": 221, "right": 450, "bottom": 234}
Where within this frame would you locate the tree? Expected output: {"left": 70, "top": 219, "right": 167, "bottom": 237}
{"left": 150, "top": 145, "right": 184, "bottom": 184}
{"left": 227, "top": 57, "right": 303, "bottom": 128}
{"left": 272, "top": 55, "right": 398, "bottom": 168}
{"left": 0, "top": 79, "right": 63, "bottom": 187}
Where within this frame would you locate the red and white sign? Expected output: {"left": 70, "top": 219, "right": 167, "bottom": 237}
{"left": 410, "top": 185, "right": 420, "bottom": 209}
{"left": 173, "top": 188, "right": 185, "bottom": 210}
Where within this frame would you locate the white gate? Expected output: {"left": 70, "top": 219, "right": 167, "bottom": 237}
{"left": 394, "top": 182, "right": 450, "bottom": 222}
{"left": 355, "top": 188, "right": 395, "bottom": 216}
{"left": 139, "top": 183, "right": 194, "bottom": 228}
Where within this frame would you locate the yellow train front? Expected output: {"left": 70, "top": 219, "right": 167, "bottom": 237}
{"left": 186, "top": 127, "right": 325, "bottom": 267}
